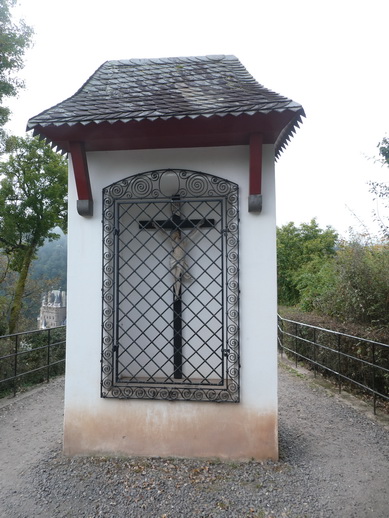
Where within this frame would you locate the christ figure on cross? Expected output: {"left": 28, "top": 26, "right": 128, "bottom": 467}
{"left": 139, "top": 196, "right": 214, "bottom": 379}
{"left": 162, "top": 223, "right": 202, "bottom": 299}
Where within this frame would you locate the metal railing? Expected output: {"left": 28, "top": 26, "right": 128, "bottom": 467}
{"left": 277, "top": 315, "right": 389, "bottom": 414}
{"left": 0, "top": 326, "right": 66, "bottom": 398}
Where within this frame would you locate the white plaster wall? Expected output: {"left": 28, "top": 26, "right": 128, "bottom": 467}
{"left": 64, "top": 145, "right": 278, "bottom": 460}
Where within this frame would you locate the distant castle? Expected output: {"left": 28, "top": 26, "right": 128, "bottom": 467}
{"left": 38, "top": 290, "right": 66, "bottom": 329}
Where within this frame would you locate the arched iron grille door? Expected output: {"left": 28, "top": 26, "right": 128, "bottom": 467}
{"left": 102, "top": 169, "right": 239, "bottom": 402}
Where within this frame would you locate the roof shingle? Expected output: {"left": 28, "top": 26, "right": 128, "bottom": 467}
{"left": 27, "top": 55, "right": 305, "bottom": 157}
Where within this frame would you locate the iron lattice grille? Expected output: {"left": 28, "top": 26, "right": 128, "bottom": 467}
{"left": 102, "top": 169, "right": 239, "bottom": 402}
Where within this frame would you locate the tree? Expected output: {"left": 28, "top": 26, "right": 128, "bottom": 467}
{"left": 376, "top": 137, "right": 389, "bottom": 167}
{"left": 277, "top": 219, "right": 338, "bottom": 306}
{"left": 0, "top": 0, "right": 34, "bottom": 150}
{"left": 369, "top": 136, "right": 389, "bottom": 239}
{"left": 0, "top": 135, "right": 67, "bottom": 333}
{"left": 0, "top": 253, "right": 11, "bottom": 334}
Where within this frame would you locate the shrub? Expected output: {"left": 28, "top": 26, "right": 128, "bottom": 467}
{"left": 304, "top": 239, "right": 389, "bottom": 327}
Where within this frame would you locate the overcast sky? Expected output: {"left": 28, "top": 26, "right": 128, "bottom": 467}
{"left": 5, "top": 0, "right": 388, "bottom": 237}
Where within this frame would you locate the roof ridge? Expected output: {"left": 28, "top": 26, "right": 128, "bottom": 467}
{"left": 108, "top": 55, "right": 238, "bottom": 67}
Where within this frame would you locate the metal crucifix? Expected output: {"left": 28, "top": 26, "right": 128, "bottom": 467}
{"left": 139, "top": 196, "right": 214, "bottom": 379}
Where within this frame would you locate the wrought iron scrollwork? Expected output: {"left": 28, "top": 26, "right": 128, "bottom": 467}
{"left": 102, "top": 169, "right": 239, "bottom": 402}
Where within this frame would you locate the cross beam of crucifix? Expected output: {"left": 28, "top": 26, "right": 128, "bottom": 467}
{"left": 139, "top": 196, "right": 214, "bottom": 379}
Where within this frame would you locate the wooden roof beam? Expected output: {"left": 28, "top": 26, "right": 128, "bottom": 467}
{"left": 69, "top": 142, "right": 93, "bottom": 216}
{"left": 249, "top": 133, "right": 263, "bottom": 213}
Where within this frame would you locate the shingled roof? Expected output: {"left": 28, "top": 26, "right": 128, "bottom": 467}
{"left": 27, "top": 55, "right": 305, "bottom": 158}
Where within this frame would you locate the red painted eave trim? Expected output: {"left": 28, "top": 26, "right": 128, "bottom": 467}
{"left": 31, "top": 111, "right": 300, "bottom": 153}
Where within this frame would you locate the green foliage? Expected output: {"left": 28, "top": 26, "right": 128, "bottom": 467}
{"left": 277, "top": 219, "right": 338, "bottom": 305}
{"left": 0, "top": 0, "right": 34, "bottom": 150}
{"left": 296, "top": 259, "right": 337, "bottom": 312}
{"left": 308, "top": 238, "right": 389, "bottom": 326}
{"left": 0, "top": 136, "right": 68, "bottom": 266}
{"left": 0, "top": 135, "right": 67, "bottom": 333}
{"left": 277, "top": 213, "right": 389, "bottom": 328}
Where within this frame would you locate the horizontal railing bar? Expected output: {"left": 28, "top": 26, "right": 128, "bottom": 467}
{"left": 0, "top": 342, "right": 66, "bottom": 361}
{"left": 280, "top": 345, "right": 389, "bottom": 399}
{"left": 0, "top": 327, "right": 65, "bottom": 340}
{"left": 0, "top": 326, "right": 66, "bottom": 397}
{"left": 281, "top": 332, "right": 389, "bottom": 372}
{"left": 280, "top": 317, "right": 389, "bottom": 348}
{"left": 278, "top": 315, "right": 389, "bottom": 412}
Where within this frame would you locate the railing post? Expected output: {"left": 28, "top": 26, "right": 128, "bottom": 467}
{"left": 337, "top": 333, "right": 342, "bottom": 394}
{"left": 278, "top": 315, "right": 284, "bottom": 357}
{"left": 13, "top": 334, "right": 18, "bottom": 397}
{"left": 372, "top": 342, "right": 376, "bottom": 415}
{"left": 313, "top": 327, "right": 317, "bottom": 378}
{"left": 295, "top": 322, "right": 298, "bottom": 367}
{"left": 47, "top": 328, "right": 51, "bottom": 383}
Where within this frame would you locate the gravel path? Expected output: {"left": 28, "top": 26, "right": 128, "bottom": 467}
{"left": 0, "top": 361, "right": 388, "bottom": 518}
